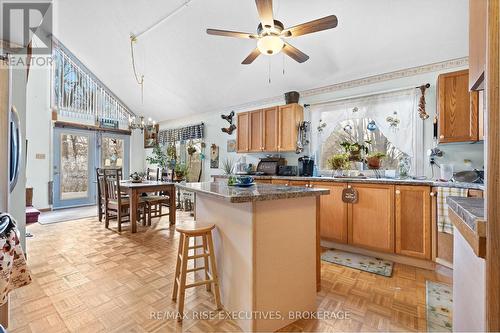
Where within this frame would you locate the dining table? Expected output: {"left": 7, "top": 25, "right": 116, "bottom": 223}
{"left": 120, "top": 180, "right": 176, "bottom": 233}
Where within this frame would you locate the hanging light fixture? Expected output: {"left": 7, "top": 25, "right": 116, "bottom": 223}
{"left": 129, "top": 115, "right": 156, "bottom": 132}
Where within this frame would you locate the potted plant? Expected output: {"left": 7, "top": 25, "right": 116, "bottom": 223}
{"left": 174, "top": 163, "right": 189, "bottom": 181}
{"left": 340, "top": 140, "right": 372, "bottom": 162}
{"left": 221, "top": 157, "right": 234, "bottom": 175}
{"left": 146, "top": 144, "right": 168, "bottom": 169}
{"left": 327, "top": 153, "right": 350, "bottom": 177}
{"left": 366, "top": 152, "right": 386, "bottom": 170}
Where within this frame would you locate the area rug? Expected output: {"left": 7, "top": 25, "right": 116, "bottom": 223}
{"left": 426, "top": 281, "right": 453, "bottom": 332}
{"left": 321, "top": 249, "right": 393, "bottom": 277}
{"left": 38, "top": 205, "right": 97, "bottom": 225}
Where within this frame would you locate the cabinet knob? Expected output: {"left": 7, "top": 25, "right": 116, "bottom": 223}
{"left": 439, "top": 135, "right": 445, "bottom": 139}
{"left": 430, "top": 192, "right": 436, "bottom": 197}
{"left": 347, "top": 185, "right": 352, "bottom": 189}
{"left": 395, "top": 190, "right": 401, "bottom": 195}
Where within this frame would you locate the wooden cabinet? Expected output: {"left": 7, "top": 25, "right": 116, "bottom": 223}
{"left": 348, "top": 184, "right": 395, "bottom": 253}
{"left": 395, "top": 185, "right": 431, "bottom": 259}
{"left": 469, "top": 0, "right": 487, "bottom": 90}
{"left": 249, "top": 110, "right": 263, "bottom": 152}
{"left": 236, "top": 103, "right": 303, "bottom": 153}
{"left": 312, "top": 182, "right": 348, "bottom": 244}
{"left": 237, "top": 112, "right": 249, "bottom": 152}
{"left": 438, "top": 70, "right": 479, "bottom": 143}
{"left": 278, "top": 104, "right": 303, "bottom": 152}
{"left": 254, "top": 179, "right": 271, "bottom": 184}
{"left": 262, "top": 107, "right": 279, "bottom": 151}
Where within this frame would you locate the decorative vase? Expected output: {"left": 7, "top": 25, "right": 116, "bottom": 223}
{"left": 367, "top": 157, "right": 382, "bottom": 170}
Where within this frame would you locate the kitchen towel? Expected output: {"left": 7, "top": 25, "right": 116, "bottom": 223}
{"left": 0, "top": 213, "right": 32, "bottom": 305}
{"left": 437, "top": 187, "right": 468, "bottom": 234}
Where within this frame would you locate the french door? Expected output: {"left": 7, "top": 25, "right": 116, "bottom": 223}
{"left": 53, "top": 128, "right": 130, "bottom": 209}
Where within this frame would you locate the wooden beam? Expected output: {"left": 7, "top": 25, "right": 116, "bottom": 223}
{"left": 486, "top": 0, "right": 500, "bottom": 330}
{"left": 53, "top": 120, "right": 132, "bottom": 136}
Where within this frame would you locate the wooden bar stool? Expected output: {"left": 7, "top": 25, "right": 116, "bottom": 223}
{"left": 172, "top": 222, "right": 222, "bottom": 319}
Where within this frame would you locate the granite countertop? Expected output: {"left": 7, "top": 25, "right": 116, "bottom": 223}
{"left": 176, "top": 182, "right": 330, "bottom": 203}
{"left": 447, "top": 196, "right": 486, "bottom": 235}
{"left": 212, "top": 174, "right": 484, "bottom": 190}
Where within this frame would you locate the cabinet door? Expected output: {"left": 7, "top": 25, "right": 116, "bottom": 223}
{"left": 237, "top": 112, "right": 249, "bottom": 152}
{"left": 348, "top": 184, "right": 395, "bottom": 253}
{"left": 254, "top": 179, "right": 271, "bottom": 184}
{"left": 469, "top": 0, "right": 487, "bottom": 90}
{"left": 289, "top": 180, "right": 310, "bottom": 187}
{"left": 395, "top": 186, "right": 431, "bottom": 259}
{"left": 278, "top": 104, "right": 303, "bottom": 151}
{"left": 263, "top": 107, "right": 279, "bottom": 152}
{"left": 249, "top": 110, "right": 263, "bottom": 152}
{"left": 311, "top": 182, "right": 348, "bottom": 244}
{"left": 271, "top": 179, "right": 289, "bottom": 186}
{"left": 438, "top": 70, "right": 479, "bottom": 143}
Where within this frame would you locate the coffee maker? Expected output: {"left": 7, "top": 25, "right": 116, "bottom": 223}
{"left": 298, "top": 156, "right": 314, "bottom": 177}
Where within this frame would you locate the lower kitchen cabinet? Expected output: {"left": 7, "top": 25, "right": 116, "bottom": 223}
{"left": 312, "top": 182, "right": 348, "bottom": 244}
{"left": 348, "top": 184, "right": 395, "bottom": 253}
{"left": 395, "top": 185, "right": 431, "bottom": 259}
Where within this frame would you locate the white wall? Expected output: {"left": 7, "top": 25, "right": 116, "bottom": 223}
{"left": 159, "top": 64, "right": 484, "bottom": 181}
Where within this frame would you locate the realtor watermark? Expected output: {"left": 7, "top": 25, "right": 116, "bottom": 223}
{"left": 150, "top": 310, "right": 351, "bottom": 321}
{"left": 1, "top": 1, "right": 53, "bottom": 67}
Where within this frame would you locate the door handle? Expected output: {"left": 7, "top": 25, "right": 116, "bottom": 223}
{"left": 9, "top": 106, "right": 21, "bottom": 193}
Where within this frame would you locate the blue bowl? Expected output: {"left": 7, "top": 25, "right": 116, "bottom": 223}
{"left": 237, "top": 176, "right": 254, "bottom": 185}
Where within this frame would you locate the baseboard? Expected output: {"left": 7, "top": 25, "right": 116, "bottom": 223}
{"left": 38, "top": 207, "right": 52, "bottom": 212}
{"left": 321, "top": 239, "right": 436, "bottom": 271}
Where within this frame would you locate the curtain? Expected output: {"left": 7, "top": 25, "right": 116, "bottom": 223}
{"left": 310, "top": 88, "right": 423, "bottom": 175}
{"left": 158, "top": 123, "right": 204, "bottom": 145}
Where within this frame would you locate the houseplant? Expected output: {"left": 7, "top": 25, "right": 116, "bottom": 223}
{"left": 327, "top": 153, "right": 350, "bottom": 177}
{"left": 146, "top": 144, "right": 168, "bottom": 169}
{"left": 174, "top": 163, "right": 189, "bottom": 181}
{"left": 340, "top": 140, "right": 372, "bottom": 162}
{"left": 221, "top": 157, "right": 234, "bottom": 175}
{"left": 366, "top": 152, "right": 386, "bottom": 169}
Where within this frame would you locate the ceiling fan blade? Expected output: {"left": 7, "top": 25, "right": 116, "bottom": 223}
{"left": 282, "top": 15, "right": 338, "bottom": 38}
{"left": 282, "top": 42, "right": 309, "bottom": 63}
{"left": 242, "top": 48, "right": 261, "bottom": 65}
{"left": 255, "top": 0, "right": 274, "bottom": 29}
{"left": 206, "top": 29, "right": 257, "bottom": 39}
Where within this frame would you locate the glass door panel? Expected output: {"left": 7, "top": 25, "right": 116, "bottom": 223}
{"left": 99, "top": 133, "right": 130, "bottom": 177}
{"left": 53, "top": 128, "right": 96, "bottom": 208}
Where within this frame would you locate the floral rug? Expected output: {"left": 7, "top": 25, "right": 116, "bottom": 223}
{"left": 426, "top": 281, "right": 453, "bottom": 332}
{"left": 320, "top": 249, "right": 393, "bottom": 277}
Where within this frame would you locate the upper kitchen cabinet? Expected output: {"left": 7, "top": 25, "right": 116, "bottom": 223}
{"left": 237, "top": 112, "right": 250, "bottom": 152}
{"left": 236, "top": 103, "right": 303, "bottom": 153}
{"left": 262, "top": 106, "right": 279, "bottom": 152}
{"left": 249, "top": 110, "right": 263, "bottom": 152}
{"left": 469, "top": 0, "right": 487, "bottom": 90}
{"left": 437, "top": 70, "right": 480, "bottom": 143}
{"left": 278, "top": 103, "right": 304, "bottom": 152}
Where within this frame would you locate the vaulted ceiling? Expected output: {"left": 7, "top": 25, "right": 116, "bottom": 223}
{"left": 54, "top": 0, "right": 468, "bottom": 121}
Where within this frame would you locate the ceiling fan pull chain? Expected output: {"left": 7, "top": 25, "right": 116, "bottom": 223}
{"left": 268, "top": 58, "right": 272, "bottom": 84}
{"left": 282, "top": 53, "right": 285, "bottom": 75}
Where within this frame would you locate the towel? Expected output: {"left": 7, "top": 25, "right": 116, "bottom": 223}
{"left": 437, "top": 187, "right": 468, "bottom": 234}
{"left": 0, "top": 213, "right": 32, "bottom": 305}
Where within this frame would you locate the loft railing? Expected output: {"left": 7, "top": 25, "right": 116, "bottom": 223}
{"left": 51, "top": 39, "right": 135, "bottom": 127}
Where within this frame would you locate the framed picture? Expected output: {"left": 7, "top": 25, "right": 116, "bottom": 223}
{"left": 144, "top": 124, "right": 159, "bottom": 148}
{"left": 210, "top": 144, "right": 219, "bottom": 169}
{"left": 227, "top": 139, "right": 236, "bottom": 153}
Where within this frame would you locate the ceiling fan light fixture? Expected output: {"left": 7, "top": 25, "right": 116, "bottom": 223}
{"left": 257, "top": 35, "right": 284, "bottom": 55}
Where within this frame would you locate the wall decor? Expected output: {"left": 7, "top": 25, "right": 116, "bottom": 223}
{"left": 417, "top": 83, "right": 431, "bottom": 120}
{"left": 210, "top": 144, "right": 219, "bottom": 169}
{"left": 367, "top": 120, "right": 377, "bottom": 132}
{"left": 227, "top": 139, "right": 236, "bottom": 153}
{"left": 221, "top": 111, "right": 236, "bottom": 135}
{"left": 386, "top": 111, "right": 400, "bottom": 130}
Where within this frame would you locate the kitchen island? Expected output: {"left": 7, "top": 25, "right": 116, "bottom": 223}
{"left": 175, "top": 182, "right": 329, "bottom": 332}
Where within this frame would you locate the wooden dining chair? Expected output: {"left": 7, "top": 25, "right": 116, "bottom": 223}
{"left": 97, "top": 167, "right": 125, "bottom": 222}
{"left": 142, "top": 167, "right": 170, "bottom": 223}
{"left": 103, "top": 169, "right": 148, "bottom": 231}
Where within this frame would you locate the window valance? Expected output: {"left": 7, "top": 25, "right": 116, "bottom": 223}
{"left": 158, "top": 123, "right": 204, "bottom": 145}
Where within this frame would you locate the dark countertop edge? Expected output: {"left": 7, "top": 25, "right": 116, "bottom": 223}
{"left": 175, "top": 183, "right": 330, "bottom": 203}
{"left": 212, "top": 175, "right": 484, "bottom": 190}
{"left": 446, "top": 196, "right": 486, "bottom": 235}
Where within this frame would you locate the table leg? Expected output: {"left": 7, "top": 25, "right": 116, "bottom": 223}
{"left": 130, "top": 189, "right": 138, "bottom": 233}
{"left": 169, "top": 186, "right": 176, "bottom": 225}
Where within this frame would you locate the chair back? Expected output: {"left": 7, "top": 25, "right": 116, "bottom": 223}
{"left": 96, "top": 168, "right": 106, "bottom": 201}
{"left": 103, "top": 169, "right": 121, "bottom": 202}
{"left": 147, "top": 168, "right": 160, "bottom": 181}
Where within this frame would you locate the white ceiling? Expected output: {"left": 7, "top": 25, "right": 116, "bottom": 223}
{"left": 54, "top": 0, "right": 468, "bottom": 122}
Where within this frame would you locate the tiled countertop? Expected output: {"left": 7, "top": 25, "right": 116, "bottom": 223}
{"left": 212, "top": 174, "right": 484, "bottom": 190}
{"left": 447, "top": 196, "right": 486, "bottom": 258}
{"left": 176, "top": 182, "right": 330, "bottom": 203}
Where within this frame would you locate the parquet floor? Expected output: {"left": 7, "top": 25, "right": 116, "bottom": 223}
{"left": 9, "top": 213, "right": 452, "bottom": 332}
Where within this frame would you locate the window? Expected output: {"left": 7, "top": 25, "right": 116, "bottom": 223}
{"left": 320, "top": 118, "right": 406, "bottom": 170}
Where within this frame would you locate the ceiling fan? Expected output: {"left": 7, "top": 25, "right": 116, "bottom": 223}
{"left": 206, "top": 0, "right": 338, "bottom": 65}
